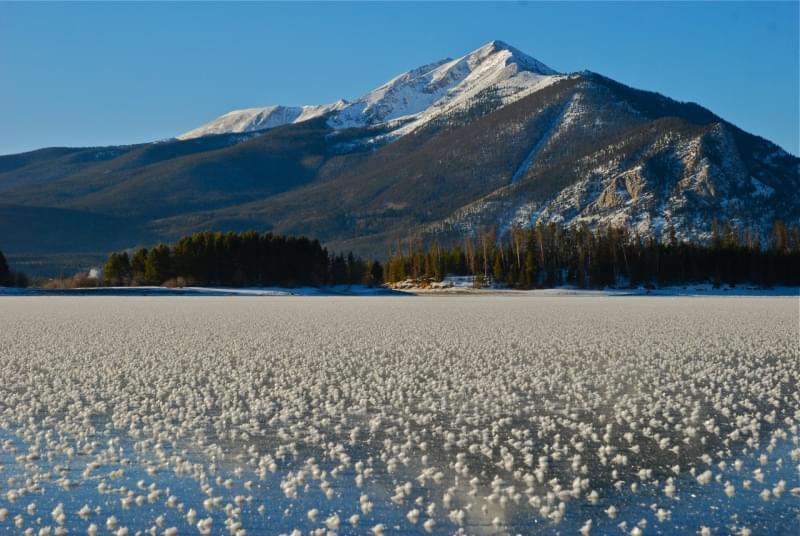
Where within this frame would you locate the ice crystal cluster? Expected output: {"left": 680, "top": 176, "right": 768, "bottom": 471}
{"left": 0, "top": 296, "right": 798, "bottom": 534}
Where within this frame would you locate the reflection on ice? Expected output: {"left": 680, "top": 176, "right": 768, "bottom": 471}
{"left": 0, "top": 296, "right": 798, "bottom": 534}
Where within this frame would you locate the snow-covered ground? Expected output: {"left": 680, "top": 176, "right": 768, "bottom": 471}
{"left": 390, "top": 276, "right": 800, "bottom": 297}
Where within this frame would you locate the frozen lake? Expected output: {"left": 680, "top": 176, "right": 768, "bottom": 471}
{"left": 0, "top": 296, "right": 798, "bottom": 535}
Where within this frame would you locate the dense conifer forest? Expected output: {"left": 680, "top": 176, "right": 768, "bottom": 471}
{"left": 99, "top": 221, "right": 800, "bottom": 290}
{"left": 102, "top": 231, "right": 383, "bottom": 287}
{"left": 384, "top": 220, "right": 800, "bottom": 289}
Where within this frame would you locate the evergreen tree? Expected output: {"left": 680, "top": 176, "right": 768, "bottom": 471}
{"left": 492, "top": 252, "right": 504, "bottom": 284}
{"left": 522, "top": 249, "right": 537, "bottom": 288}
{"left": 0, "top": 250, "right": 29, "bottom": 288}
{"left": 144, "top": 244, "right": 172, "bottom": 285}
{"left": 131, "top": 248, "right": 148, "bottom": 283}
{"left": 367, "top": 260, "right": 384, "bottom": 286}
{"left": 330, "top": 254, "right": 348, "bottom": 285}
{"left": 0, "top": 250, "right": 9, "bottom": 286}
{"left": 104, "top": 252, "right": 132, "bottom": 286}
{"left": 346, "top": 252, "right": 364, "bottom": 286}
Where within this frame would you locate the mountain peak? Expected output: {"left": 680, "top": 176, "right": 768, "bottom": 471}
{"left": 472, "top": 40, "right": 559, "bottom": 76}
{"left": 178, "top": 40, "right": 561, "bottom": 140}
{"left": 479, "top": 39, "right": 522, "bottom": 56}
{"left": 319, "top": 40, "right": 562, "bottom": 132}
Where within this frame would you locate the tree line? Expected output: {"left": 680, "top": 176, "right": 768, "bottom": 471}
{"left": 103, "top": 230, "right": 383, "bottom": 287}
{"left": 384, "top": 220, "right": 800, "bottom": 288}
{"left": 0, "top": 250, "right": 29, "bottom": 287}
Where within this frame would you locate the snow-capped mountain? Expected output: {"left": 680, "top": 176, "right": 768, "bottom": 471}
{"left": 1, "top": 40, "right": 797, "bottom": 275}
{"left": 177, "top": 40, "right": 562, "bottom": 141}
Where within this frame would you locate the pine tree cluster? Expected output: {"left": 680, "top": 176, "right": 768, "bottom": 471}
{"left": 384, "top": 220, "right": 800, "bottom": 289}
{"left": 103, "top": 231, "right": 383, "bottom": 288}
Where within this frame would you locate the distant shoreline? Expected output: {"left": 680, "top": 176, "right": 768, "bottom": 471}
{"left": 401, "top": 285, "right": 800, "bottom": 298}
{"left": 0, "top": 285, "right": 403, "bottom": 297}
{"left": 1, "top": 284, "right": 798, "bottom": 298}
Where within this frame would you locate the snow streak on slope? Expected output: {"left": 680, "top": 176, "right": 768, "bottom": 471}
{"left": 510, "top": 96, "right": 577, "bottom": 183}
{"left": 177, "top": 41, "right": 562, "bottom": 141}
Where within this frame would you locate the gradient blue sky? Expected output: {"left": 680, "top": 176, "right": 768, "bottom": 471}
{"left": 1, "top": 1, "right": 798, "bottom": 156}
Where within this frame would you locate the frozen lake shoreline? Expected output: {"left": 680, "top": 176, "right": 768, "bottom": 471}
{"left": 1, "top": 284, "right": 798, "bottom": 298}
{"left": 0, "top": 285, "right": 406, "bottom": 297}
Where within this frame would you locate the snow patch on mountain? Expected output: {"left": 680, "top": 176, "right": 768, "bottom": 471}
{"left": 177, "top": 102, "right": 347, "bottom": 140}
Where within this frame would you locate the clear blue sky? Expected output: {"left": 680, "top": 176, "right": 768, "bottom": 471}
{"left": 1, "top": 1, "right": 798, "bottom": 156}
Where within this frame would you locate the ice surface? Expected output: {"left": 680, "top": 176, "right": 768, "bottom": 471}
{"left": 0, "top": 296, "right": 797, "bottom": 534}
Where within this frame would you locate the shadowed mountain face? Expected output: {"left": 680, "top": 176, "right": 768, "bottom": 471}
{"left": 0, "top": 43, "right": 797, "bottom": 275}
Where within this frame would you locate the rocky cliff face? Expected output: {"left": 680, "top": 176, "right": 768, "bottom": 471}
{"left": 427, "top": 73, "right": 798, "bottom": 246}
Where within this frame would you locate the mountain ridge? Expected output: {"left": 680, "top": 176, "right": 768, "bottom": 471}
{"left": 177, "top": 40, "right": 562, "bottom": 142}
{"left": 0, "top": 41, "right": 797, "bottom": 275}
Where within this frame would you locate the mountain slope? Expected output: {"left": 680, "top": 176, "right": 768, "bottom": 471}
{"left": 0, "top": 41, "right": 797, "bottom": 275}
{"left": 154, "top": 72, "right": 798, "bottom": 257}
